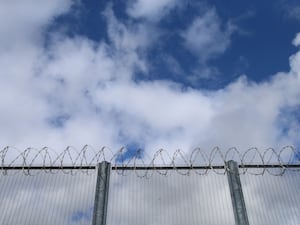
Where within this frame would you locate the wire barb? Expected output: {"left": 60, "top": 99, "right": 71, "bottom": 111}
{"left": 0, "top": 146, "right": 299, "bottom": 176}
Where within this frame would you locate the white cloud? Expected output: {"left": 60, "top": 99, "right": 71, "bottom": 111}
{"left": 287, "top": 6, "right": 300, "bottom": 20}
{"left": 0, "top": 2, "right": 300, "bottom": 158}
{"left": 104, "top": 6, "right": 156, "bottom": 52}
{"left": 293, "top": 33, "right": 300, "bottom": 46}
{"left": 126, "top": 0, "right": 180, "bottom": 21}
{"left": 182, "top": 9, "right": 234, "bottom": 63}
{"left": 281, "top": 0, "right": 300, "bottom": 21}
{"left": 0, "top": 0, "right": 72, "bottom": 49}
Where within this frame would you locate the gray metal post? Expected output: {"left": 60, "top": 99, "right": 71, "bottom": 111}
{"left": 92, "top": 161, "right": 111, "bottom": 225}
{"left": 226, "top": 160, "right": 249, "bottom": 225}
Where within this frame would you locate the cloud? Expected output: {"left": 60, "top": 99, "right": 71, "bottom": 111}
{"left": 280, "top": 0, "right": 300, "bottom": 21}
{"left": 104, "top": 6, "right": 158, "bottom": 53}
{"left": 126, "top": 0, "right": 180, "bottom": 21}
{"left": 181, "top": 8, "right": 234, "bottom": 63}
{"left": 293, "top": 33, "right": 300, "bottom": 46}
{"left": 0, "top": 0, "right": 72, "bottom": 48}
{"left": 0, "top": 1, "right": 300, "bottom": 157}
{"left": 287, "top": 6, "right": 300, "bottom": 20}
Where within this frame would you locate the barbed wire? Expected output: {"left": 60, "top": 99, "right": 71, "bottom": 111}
{"left": 0, "top": 145, "right": 299, "bottom": 176}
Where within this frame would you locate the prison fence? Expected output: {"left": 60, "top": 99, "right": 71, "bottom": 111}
{"left": 0, "top": 146, "right": 300, "bottom": 225}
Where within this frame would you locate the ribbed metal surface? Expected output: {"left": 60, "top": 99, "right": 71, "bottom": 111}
{"left": 0, "top": 170, "right": 97, "bottom": 225}
{"left": 106, "top": 170, "right": 235, "bottom": 225}
{"left": 240, "top": 170, "right": 300, "bottom": 225}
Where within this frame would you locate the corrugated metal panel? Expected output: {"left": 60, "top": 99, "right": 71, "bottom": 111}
{"left": 241, "top": 170, "right": 300, "bottom": 225}
{"left": 0, "top": 170, "right": 97, "bottom": 225}
{"left": 106, "top": 170, "right": 235, "bottom": 225}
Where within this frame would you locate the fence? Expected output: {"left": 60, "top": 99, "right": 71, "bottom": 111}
{"left": 0, "top": 146, "right": 300, "bottom": 225}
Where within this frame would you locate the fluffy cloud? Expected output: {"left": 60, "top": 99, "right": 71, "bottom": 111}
{"left": 104, "top": 6, "right": 158, "bottom": 53}
{"left": 126, "top": 0, "right": 180, "bottom": 21}
{"left": 281, "top": 0, "right": 300, "bottom": 21}
{"left": 0, "top": 0, "right": 72, "bottom": 48}
{"left": 293, "top": 33, "right": 300, "bottom": 46}
{"left": 288, "top": 6, "right": 300, "bottom": 20}
{"left": 0, "top": 1, "right": 300, "bottom": 157}
{"left": 182, "top": 8, "right": 234, "bottom": 63}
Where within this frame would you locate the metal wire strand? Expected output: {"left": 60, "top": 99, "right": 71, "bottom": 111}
{"left": 0, "top": 146, "right": 299, "bottom": 176}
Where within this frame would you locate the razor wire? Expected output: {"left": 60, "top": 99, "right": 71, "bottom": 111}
{"left": 0, "top": 145, "right": 299, "bottom": 176}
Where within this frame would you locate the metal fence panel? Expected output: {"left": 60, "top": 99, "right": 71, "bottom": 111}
{"left": 0, "top": 170, "right": 97, "bottom": 225}
{"left": 106, "top": 170, "right": 235, "bottom": 225}
{"left": 240, "top": 170, "right": 300, "bottom": 225}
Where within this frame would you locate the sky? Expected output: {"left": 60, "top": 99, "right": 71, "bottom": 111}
{"left": 1, "top": 0, "right": 300, "bottom": 158}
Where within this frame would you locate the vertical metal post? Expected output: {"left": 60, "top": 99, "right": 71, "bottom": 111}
{"left": 226, "top": 160, "right": 249, "bottom": 225}
{"left": 92, "top": 161, "right": 111, "bottom": 225}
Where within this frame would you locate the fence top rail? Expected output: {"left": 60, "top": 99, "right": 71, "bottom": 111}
{"left": 1, "top": 164, "right": 300, "bottom": 176}
{"left": 1, "top": 164, "right": 300, "bottom": 170}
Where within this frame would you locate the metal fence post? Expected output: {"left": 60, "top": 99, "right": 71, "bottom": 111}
{"left": 92, "top": 161, "right": 111, "bottom": 225}
{"left": 226, "top": 160, "right": 249, "bottom": 225}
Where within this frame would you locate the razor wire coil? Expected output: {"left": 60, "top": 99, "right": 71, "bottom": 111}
{"left": 0, "top": 145, "right": 299, "bottom": 176}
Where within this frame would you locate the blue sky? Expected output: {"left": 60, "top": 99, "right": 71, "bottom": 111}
{"left": 53, "top": 0, "right": 300, "bottom": 88}
{"left": 0, "top": 0, "right": 300, "bottom": 156}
